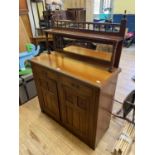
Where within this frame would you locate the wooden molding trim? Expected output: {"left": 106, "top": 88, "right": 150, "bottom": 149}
{"left": 19, "top": 9, "right": 29, "bottom": 15}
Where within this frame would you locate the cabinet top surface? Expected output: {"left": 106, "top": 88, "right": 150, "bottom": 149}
{"left": 44, "top": 29, "right": 123, "bottom": 43}
{"left": 31, "top": 52, "right": 121, "bottom": 88}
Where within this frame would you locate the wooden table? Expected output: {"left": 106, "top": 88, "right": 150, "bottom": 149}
{"left": 30, "top": 52, "right": 121, "bottom": 149}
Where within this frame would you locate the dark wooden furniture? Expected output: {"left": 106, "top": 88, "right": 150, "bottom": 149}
{"left": 43, "top": 10, "right": 68, "bottom": 28}
{"left": 31, "top": 14, "right": 126, "bottom": 149}
{"left": 42, "top": 8, "right": 86, "bottom": 29}
{"left": 30, "top": 52, "right": 121, "bottom": 149}
{"left": 32, "top": 35, "right": 53, "bottom": 45}
{"left": 67, "top": 8, "right": 86, "bottom": 21}
{"left": 44, "top": 16, "right": 126, "bottom": 71}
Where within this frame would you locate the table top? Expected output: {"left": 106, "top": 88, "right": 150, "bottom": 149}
{"left": 31, "top": 52, "right": 121, "bottom": 88}
{"left": 63, "top": 45, "right": 112, "bottom": 62}
{"left": 44, "top": 29, "right": 124, "bottom": 43}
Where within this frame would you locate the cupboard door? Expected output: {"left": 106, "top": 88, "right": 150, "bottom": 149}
{"left": 39, "top": 78, "right": 60, "bottom": 121}
{"left": 60, "top": 85, "right": 91, "bottom": 142}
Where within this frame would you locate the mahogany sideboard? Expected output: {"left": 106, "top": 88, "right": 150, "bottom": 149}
{"left": 30, "top": 52, "right": 121, "bottom": 149}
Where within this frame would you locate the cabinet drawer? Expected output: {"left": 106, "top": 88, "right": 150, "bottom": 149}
{"left": 32, "top": 64, "right": 47, "bottom": 78}
{"left": 61, "top": 76, "right": 92, "bottom": 96}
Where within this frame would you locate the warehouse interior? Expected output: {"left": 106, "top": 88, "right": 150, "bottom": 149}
{"left": 19, "top": 0, "right": 135, "bottom": 155}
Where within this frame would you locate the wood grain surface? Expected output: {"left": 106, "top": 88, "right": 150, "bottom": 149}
{"left": 30, "top": 52, "right": 121, "bottom": 87}
{"left": 20, "top": 45, "right": 135, "bottom": 155}
{"left": 19, "top": 16, "right": 30, "bottom": 52}
{"left": 63, "top": 45, "right": 112, "bottom": 62}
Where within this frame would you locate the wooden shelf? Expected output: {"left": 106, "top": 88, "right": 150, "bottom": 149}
{"left": 63, "top": 45, "right": 112, "bottom": 62}
{"left": 44, "top": 18, "right": 127, "bottom": 69}
{"left": 32, "top": 35, "right": 53, "bottom": 45}
{"left": 44, "top": 29, "right": 123, "bottom": 43}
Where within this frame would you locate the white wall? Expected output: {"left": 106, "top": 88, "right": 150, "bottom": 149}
{"left": 27, "top": 0, "right": 45, "bottom": 36}
{"left": 86, "top": 0, "right": 94, "bottom": 22}
{"left": 27, "top": 0, "right": 36, "bottom": 36}
{"left": 64, "top": 0, "right": 86, "bottom": 9}
{"left": 27, "top": 0, "right": 95, "bottom": 36}
{"left": 113, "top": 0, "right": 135, "bottom": 14}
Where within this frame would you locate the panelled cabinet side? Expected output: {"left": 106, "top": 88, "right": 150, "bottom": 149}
{"left": 95, "top": 74, "right": 119, "bottom": 146}
{"left": 31, "top": 63, "right": 45, "bottom": 112}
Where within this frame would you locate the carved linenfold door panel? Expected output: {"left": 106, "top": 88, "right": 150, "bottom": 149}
{"left": 59, "top": 85, "right": 90, "bottom": 141}
{"left": 38, "top": 78, "right": 60, "bottom": 121}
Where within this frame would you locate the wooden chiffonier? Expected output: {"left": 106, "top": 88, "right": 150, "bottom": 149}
{"left": 30, "top": 52, "right": 121, "bottom": 149}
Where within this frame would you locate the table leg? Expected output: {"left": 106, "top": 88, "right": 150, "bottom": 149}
{"left": 109, "top": 42, "right": 118, "bottom": 72}
{"left": 45, "top": 32, "right": 50, "bottom": 54}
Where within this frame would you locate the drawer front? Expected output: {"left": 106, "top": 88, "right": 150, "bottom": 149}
{"left": 47, "top": 70, "right": 58, "bottom": 81}
{"left": 60, "top": 76, "right": 92, "bottom": 96}
{"left": 32, "top": 64, "right": 58, "bottom": 81}
{"left": 32, "top": 64, "right": 47, "bottom": 79}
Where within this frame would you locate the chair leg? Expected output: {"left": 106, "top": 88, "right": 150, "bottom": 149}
{"left": 132, "top": 108, "right": 135, "bottom": 123}
{"left": 116, "top": 104, "right": 123, "bottom": 115}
